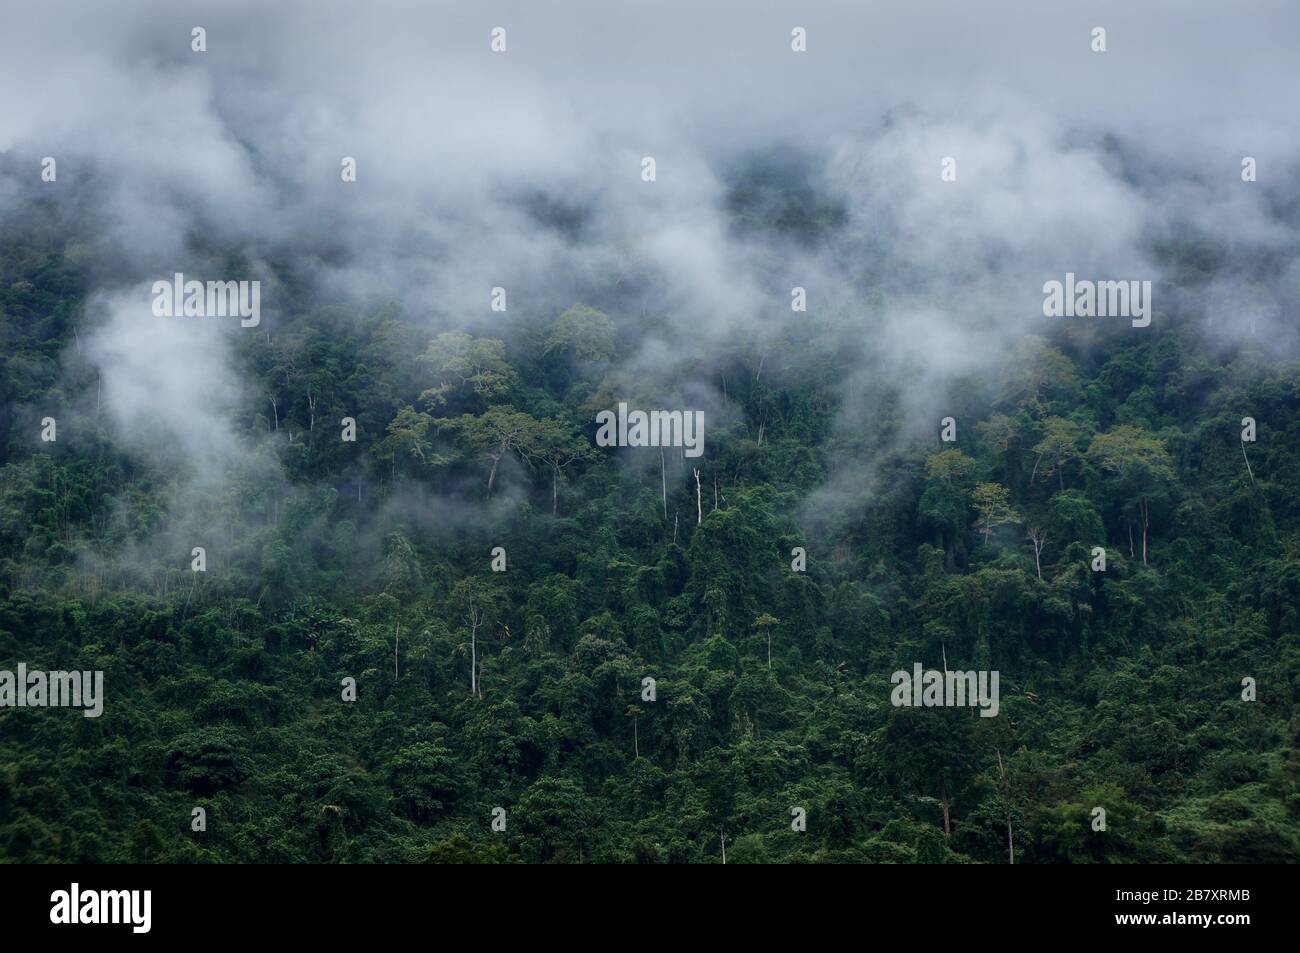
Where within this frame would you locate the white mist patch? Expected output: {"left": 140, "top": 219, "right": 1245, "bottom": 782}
{"left": 86, "top": 287, "right": 245, "bottom": 482}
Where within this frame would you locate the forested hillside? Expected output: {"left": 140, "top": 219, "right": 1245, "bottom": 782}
{"left": 3, "top": 0, "right": 1300, "bottom": 866}
{"left": 2, "top": 180, "right": 1298, "bottom": 863}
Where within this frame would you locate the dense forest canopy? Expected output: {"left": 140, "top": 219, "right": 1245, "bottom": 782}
{"left": 1, "top": 1, "right": 1298, "bottom": 863}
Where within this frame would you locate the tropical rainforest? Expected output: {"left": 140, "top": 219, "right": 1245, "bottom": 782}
{"left": 1, "top": 0, "right": 1299, "bottom": 865}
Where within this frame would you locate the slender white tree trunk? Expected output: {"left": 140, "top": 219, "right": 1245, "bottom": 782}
{"left": 1140, "top": 499, "right": 1149, "bottom": 566}
{"left": 473, "top": 613, "right": 483, "bottom": 696}
{"left": 996, "top": 748, "right": 1015, "bottom": 865}
{"left": 661, "top": 448, "right": 667, "bottom": 519}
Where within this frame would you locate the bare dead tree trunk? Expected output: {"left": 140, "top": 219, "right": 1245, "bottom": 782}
{"left": 693, "top": 468, "right": 702, "bottom": 524}
{"left": 1242, "top": 441, "right": 1255, "bottom": 485}
{"left": 996, "top": 748, "right": 1015, "bottom": 865}
{"left": 1140, "top": 498, "right": 1149, "bottom": 566}
{"left": 394, "top": 618, "right": 400, "bottom": 678}
{"left": 660, "top": 448, "right": 667, "bottom": 519}
{"left": 1027, "top": 528, "right": 1046, "bottom": 581}
{"left": 470, "top": 608, "right": 480, "bottom": 696}
{"left": 1007, "top": 811, "right": 1015, "bottom": 864}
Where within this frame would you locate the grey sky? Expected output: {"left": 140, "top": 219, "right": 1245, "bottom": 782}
{"left": 1, "top": 0, "right": 1295, "bottom": 527}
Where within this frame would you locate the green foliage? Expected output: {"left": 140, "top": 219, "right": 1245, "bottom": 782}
{"left": 1, "top": 200, "right": 1297, "bottom": 865}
